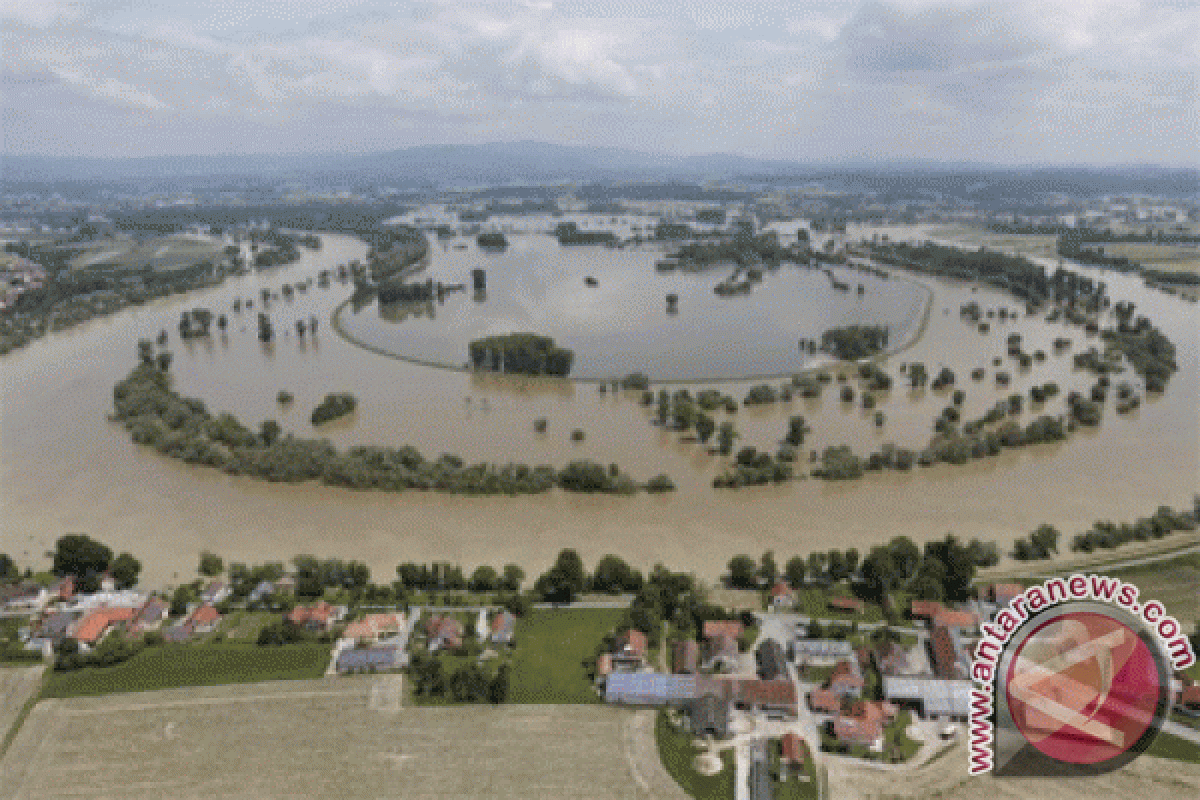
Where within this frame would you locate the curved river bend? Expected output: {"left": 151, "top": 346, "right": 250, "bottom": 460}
{"left": 1, "top": 228, "right": 1196, "bottom": 586}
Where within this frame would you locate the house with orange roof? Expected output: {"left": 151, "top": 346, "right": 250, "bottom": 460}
{"left": 702, "top": 619, "right": 744, "bottom": 641}
{"left": 808, "top": 688, "right": 842, "bottom": 714}
{"left": 780, "top": 732, "right": 809, "bottom": 780}
{"left": 286, "top": 601, "right": 340, "bottom": 632}
{"left": 343, "top": 612, "right": 406, "bottom": 643}
{"left": 932, "top": 609, "right": 979, "bottom": 632}
{"left": 770, "top": 581, "right": 794, "bottom": 609}
{"left": 613, "top": 629, "right": 649, "bottom": 670}
{"left": 828, "top": 659, "right": 864, "bottom": 697}
{"left": 188, "top": 604, "right": 222, "bottom": 634}
{"left": 72, "top": 607, "right": 136, "bottom": 647}
{"left": 909, "top": 600, "right": 944, "bottom": 621}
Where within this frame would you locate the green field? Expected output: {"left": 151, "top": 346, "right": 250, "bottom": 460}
{"left": 509, "top": 608, "right": 623, "bottom": 704}
{"left": 1108, "top": 553, "right": 1200, "bottom": 624}
{"left": 40, "top": 643, "right": 330, "bottom": 698}
{"left": 655, "top": 710, "right": 736, "bottom": 800}
{"left": 1146, "top": 730, "right": 1200, "bottom": 764}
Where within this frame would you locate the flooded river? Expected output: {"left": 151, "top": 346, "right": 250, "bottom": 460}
{"left": 1, "top": 228, "right": 1196, "bottom": 587}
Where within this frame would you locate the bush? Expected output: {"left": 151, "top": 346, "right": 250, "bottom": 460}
{"left": 570, "top": 429, "right": 585, "bottom": 442}
{"left": 311, "top": 393, "right": 356, "bottom": 426}
{"left": 277, "top": 390, "right": 294, "bottom": 405}
{"left": 645, "top": 474, "right": 676, "bottom": 493}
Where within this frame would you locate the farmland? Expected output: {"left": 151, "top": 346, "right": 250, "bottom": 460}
{"left": 40, "top": 642, "right": 330, "bottom": 698}
{"left": 1, "top": 677, "right": 675, "bottom": 800}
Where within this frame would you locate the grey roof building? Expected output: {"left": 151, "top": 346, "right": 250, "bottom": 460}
{"left": 604, "top": 673, "right": 702, "bottom": 706}
{"left": 882, "top": 676, "right": 972, "bottom": 719}
{"left": 336, "top": 646, "right": 401, "bottom": 673}
{"left": 689, "top": 693, "right": 731, "bottom": 739}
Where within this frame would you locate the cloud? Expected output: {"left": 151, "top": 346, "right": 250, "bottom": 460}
{"left": 0, "top": 1, "right": 1196, "bottom": 164}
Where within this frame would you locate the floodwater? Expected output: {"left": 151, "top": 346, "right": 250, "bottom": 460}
{"left": 1, "top": 227, "right": 1196, "bottom": 587}
{"left": 340, "top": 234, "right": 927, "bottom": 381}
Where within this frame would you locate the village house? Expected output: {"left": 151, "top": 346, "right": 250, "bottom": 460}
{"left": 343, "top": 612, "right": 406, "bottom": 644}
{"left": 872, "top": 641, "right": 911, "bottom": 676}
{"left": 702, "top": 619, "right": 744, "bottom": 641}
{"left": 133, "top": 597, "right": 169, "bottom": 632}
{"left": 932, "top": 609, "right": 979, "bottom": 634}
{"left": 200, "top": 581, "right": 231, "bottom": 606}
{"left": 672, "top": 639, "right": 699, "bottom": 674}
{"left": 909, "top": 600, "right": 944, "bottom": 622}
{"left": 807, "top": 687, "right": 842, "bottom": 715}
{"left": 828, "top": 659, "right": 864, "bottom": 698}
{"left": 780, "top": 733, "right": 809, "bottom": 780}
{"left": 830, "top": 700, "right": 895, "bottom": 752}
{"left": 733, "top": 678, "right": 799, "bottom": 718}
{"left": 424, "top": 614, "right": 464, "bottom": 651}
{"left": 72, "top": 606, "right": 137, "bottom": 649}
{"left": 612, "top": 629, "right": 649, "bottom": 670}
{"left": 489, "top": 611, "right": 516, "bottom": 645}
{"left": 769, "top": 581, "right": 794, "bottom": 609}
{"left": 286, "top": 601, "right": 341, "bottom": 633}
{"left": 703, "top": 633, "right": 740, "bottom": 672}
{"left": 188, "top": 604, "right": 222, "bottom": 634}
{"left": 756, "top": 639, "right": 788, "bottom": 681}
{"left": 336, "top": 645, "right": 401, "bottom": 674}
{"left": 929, "top": 625, "right": 970, "bottom": 680}
{"left": 689, "top": 692, "right": 731, "bottom": 738}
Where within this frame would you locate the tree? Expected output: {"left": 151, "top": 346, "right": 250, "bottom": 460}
{"left": 52, "top": 534, "right": 113, "bottom": 591}
{"left": 717, "top": 422, "right": 738, "bottom": 456}
{"left": 489, "top": 663, "right": 510, "bottom": 704}
{"left": 1029, "top": 525, "right": 1060, "bottom": 559}
{"left": 592, "top": 555, "right": 643, "bottom": 594}
{"left": 109, "top": 552, "right": 139, "bottom": 589}
{"left": 260, "top": 419, "right": 282, "bottom": 446}
{"left": 887, "top": 537, "right": 921, "bottom": 584}
{"left": 198, "top": 551, "right": 224, "bottom": 578}
{"left": 845, "top": 548, "right": 860, "bottom": 578}
{"left": 758, "top": 551, "right": 778, "bottom": 586}
{"left": 656, "top": 390, "right": 670, "bottom": 426}
{"left": 784, "top": 556, "right": 806, "bottom": 588}
{"left": 784, "top": 415, "right": 809, "bottom": 446}
{"left": 0, "top": 553, "right": 17, "bottom": 583}
{"left": 859, "top": 546, "right": 897, "bottom": 604}
{"left": 827, "top": 550, "right": 848, "bottom": 583}
{"left": 469, "top": 565, "right": 499, "bottom": 592}
{"left": 551, "top": 549, "right": 587, "bottom": 595}
{"left": 727, "top": 555, "right": 757, "bottom": 589}
{"left": 695, "top": 413, "right": 716, "bottom": 444}
{"left": 922, "top": 535, "right": 975, "bottom": 603}
{"left": 500, "top": 564, "right": 525, "bottom": 592}
{"left": 806, "top": 552, "right": 827, "bottom": 584}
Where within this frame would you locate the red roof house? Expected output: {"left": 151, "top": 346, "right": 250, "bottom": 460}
{"left": 72, "top": 607, "right": 136, "bottom": 646}
{"left": 703, "top": 620, "right": 745, "bottom": 641}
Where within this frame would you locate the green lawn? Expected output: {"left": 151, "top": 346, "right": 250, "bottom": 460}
{"left": 221, "top": 611, "right": 278, "bottom": 641}
{"left": 793, "top": 588, "right": 883, "bottom": 623}
{"left": 655, "top": 710, "right": 736, "bottom": 800}
{"left": 509, "top": 608, "right": 624, "bottom": 704}
{"left": 40, "top": 642, "right": 330, "bottom": 698}
{"left": 1146, "top": 730, "right": 1200, "bottom": 764}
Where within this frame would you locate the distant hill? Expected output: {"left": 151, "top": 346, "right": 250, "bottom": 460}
{"left": 3, "top": 141, "right": 1196, "bottom": 198}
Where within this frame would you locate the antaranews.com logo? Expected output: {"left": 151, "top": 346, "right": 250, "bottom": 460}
{"left": 968, "top": 574, "right": 1195, "bottom": 777}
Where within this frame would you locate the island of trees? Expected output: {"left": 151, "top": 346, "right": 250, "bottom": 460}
{"left": 476, "top": 232, "right": 509, "bottom": 250}
{"left": 111, "top": 345, "right": 669, "bottom": 495}
{"left": 468, "top": 333, "right": 574, "bottom": 377}
{"left": 554, "top": 222, "right": 617, "bottom": 246}
{"left": 819, "top": 325, "right": 890, "bottom": 361}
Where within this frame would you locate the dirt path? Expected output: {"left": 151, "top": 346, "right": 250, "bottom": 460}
{"left": 622, "top": 710, "right": 691, "bottom": 800}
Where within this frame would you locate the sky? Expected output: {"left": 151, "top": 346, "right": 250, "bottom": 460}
{"left": 2, "top": 0, "right": 1197, "bottom": 165}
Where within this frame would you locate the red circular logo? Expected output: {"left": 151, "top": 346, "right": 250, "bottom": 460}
{"left": 1004, "top": 610, "right": 1163, "bottom": 765}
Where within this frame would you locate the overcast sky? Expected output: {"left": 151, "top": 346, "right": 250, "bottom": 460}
{"left": 2, "top": 0, "right": 1197, "bottom": 165}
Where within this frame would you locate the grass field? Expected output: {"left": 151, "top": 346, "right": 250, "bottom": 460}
{"left": 1147, "top": 730, "right": 1200, "bottom": 765}
{"left": 509, "top": 608, "right": 624, "bottom": 704}
{"left": 1108, "top": 553, "right": 1200, "bottom": 624}
{"left": 40, "top": 642, "right": 329, "bottom": 698}
{"left": 655, "top": 710, "right": 736, "bottom": 800}
{"left": 1100, "top": 242, "right": 1200, "bottom": 275}
{"left": 2, "top": 679, "right": 667, "bottom": 800}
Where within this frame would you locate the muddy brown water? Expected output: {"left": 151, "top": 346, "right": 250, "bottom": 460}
{"left": 1, "top": 228, "right": 1196, "bottom": 587}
